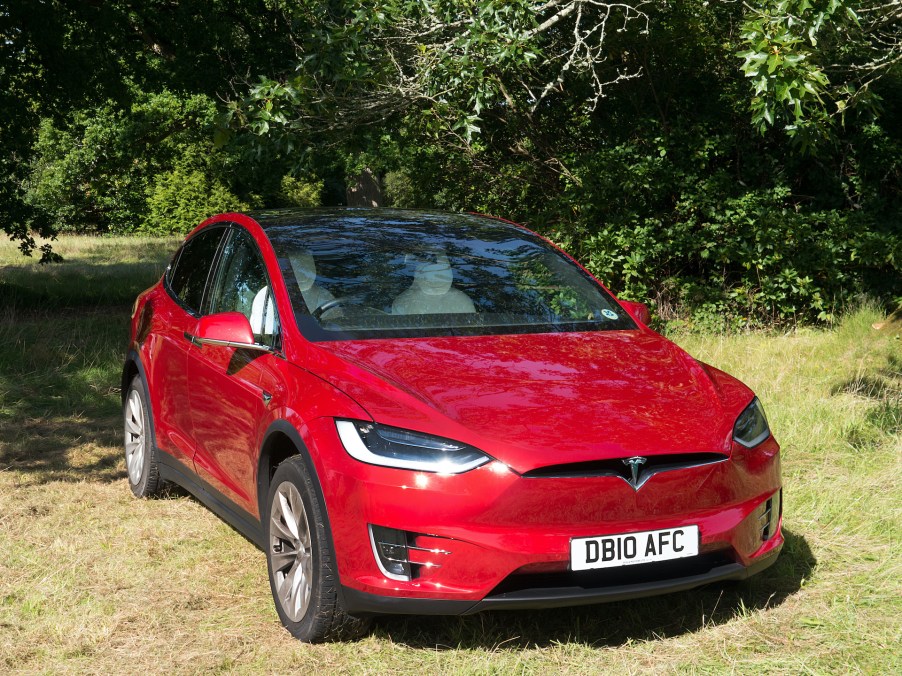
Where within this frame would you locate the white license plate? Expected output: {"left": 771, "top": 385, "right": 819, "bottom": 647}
{"left": 571, "top": 525, "right": 699, "bottom": 571}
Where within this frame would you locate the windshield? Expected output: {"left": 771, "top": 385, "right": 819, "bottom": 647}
{"left": 258, "top": 210, "right": 636, "bottom": 341}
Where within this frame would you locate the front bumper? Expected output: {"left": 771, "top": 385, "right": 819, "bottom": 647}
{"left": 306, "top": 418, "right": 783, "bottom": 611}
{"left": 340, "top": 544, "right": 782, "bottom": 615}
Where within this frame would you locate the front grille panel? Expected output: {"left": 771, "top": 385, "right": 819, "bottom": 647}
{"left": 522, "top": 452, "right": 728, "bottom": 483}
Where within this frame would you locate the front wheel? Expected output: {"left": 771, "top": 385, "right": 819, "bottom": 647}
{"left": 265, "top": 456, "right": 370, "bottom": 642}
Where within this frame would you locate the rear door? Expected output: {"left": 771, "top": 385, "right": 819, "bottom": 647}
{"left": 187, "top": 225, "right": 283, "bottom": 516}
{"left": 150, "top": 226, "right": 227, "bottom": 465}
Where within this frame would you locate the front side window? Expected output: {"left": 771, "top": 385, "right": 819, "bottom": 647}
{"left": 167, "top": 226, "right": 227, "bottom": 314}
{"left": 261, "top": 212, "right": 635, "bottom": 341}
{"left": 208, "top": 228, "right": 279, "bottom": 348}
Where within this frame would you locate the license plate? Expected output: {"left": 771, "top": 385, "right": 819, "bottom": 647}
{"left": 571, "top": 525, "right": 699, "bottom": 571}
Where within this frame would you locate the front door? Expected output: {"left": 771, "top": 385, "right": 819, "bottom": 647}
{"left": 187, "top": 226, "right": 282, "bottom": 517}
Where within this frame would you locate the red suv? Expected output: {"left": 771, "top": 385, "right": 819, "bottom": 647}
{"left": 123, "top": 209, "right": 782, "bottom": 642}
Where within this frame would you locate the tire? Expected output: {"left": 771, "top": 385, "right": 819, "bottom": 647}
{"left": 123, "top": 375, "right": 164, "bottom": 498}
{"left": 265, "top": 456, "right": 370, "bottom": 642}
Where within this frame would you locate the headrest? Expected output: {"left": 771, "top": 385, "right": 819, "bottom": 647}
{"left": 413, "top": 254, "right": 453, "bottom": 296}
{"left": 289, "top": 250, "right": 317, "bottom": 292}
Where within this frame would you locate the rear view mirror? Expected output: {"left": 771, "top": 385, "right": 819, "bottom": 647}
{"left": 620, "top": 300, "right": 651, "bottom": 325}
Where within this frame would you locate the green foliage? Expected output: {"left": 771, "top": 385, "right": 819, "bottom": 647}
{"left": 5, "top": 0, "right": 902, "bottom": 327}
{"left": 26, "top": 92, "right": 227, "bottom": 234}
{"left": 736, "top": 0, "right": 902, "bottom": 146}
{"left": 25, "top": 90, "right": 298, "bottom": 235}
{"left": 737, "top": 0, "right": 851, "bottom": 142}
{"left": 1, "top": 0, "right": 299, "bottom": 255}
{"left": 514, "top": 257, "right": 594, "bottom": 320}
{"left": 383, "top": 171, "right": 418, "bottom": 208}
{"left": 231, "top": 0, "right": 647, "bottom": 150}
{"left": 276, "top": 175, "right": 322, "bottom": 208}
{"left": 571, "top": 182, "right": 896, "bottom": 329}
{"left": 363, "top": 1, "right": 902, "bottom": 327}
{"left": 144, "top": 164, "right": 252, "bottom": 235}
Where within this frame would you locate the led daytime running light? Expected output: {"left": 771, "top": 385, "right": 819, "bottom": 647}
{"left": 336, "top": 420, "right": 491, "bottom": 473}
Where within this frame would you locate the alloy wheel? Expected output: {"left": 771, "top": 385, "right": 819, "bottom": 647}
{"left": 124, "top": 388, "right": 146, "bottom": 484}
{"left": 270, "top": 481, "right": 313, "bottom": 622}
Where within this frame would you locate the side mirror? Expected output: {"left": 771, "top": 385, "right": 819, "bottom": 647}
{"left": 620, "top": 300, "right": 651, "bottom": 325}
{"left": 186, "top": 312, "right": 273, "bottom": 352}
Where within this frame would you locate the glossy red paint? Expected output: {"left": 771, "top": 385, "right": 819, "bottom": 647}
{"left": 189, "top": 343, "right": 273, "bottom": 513}
{"left": 309, "top": 330, "right": 749, "bottom": 473}
{"left": 125, "top": 209, "right": 782, "bottom": 619}
{"left": 194, "top": 311, "right": 256, "bottom": 345}
{"left": 303, "top": 414, "right": 782, "bottom": 601}
{"left": 620, "top": 300, "right": 651, "bottom": 325}
{"left": 140, "top": 282, "right": 197, "bottom": 464}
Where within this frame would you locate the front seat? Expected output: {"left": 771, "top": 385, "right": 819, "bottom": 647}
{"left": 392, "top": 254, "right": 476, "bottom": 315}
{"left": 250, "top": 287, "right": 276, "bottom": 339}
{"left": 289, "top": 250, "right": 335, "bottom": 313}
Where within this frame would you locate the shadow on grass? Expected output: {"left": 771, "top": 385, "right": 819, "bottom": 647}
{"left": 0, "top": 255, "right": 170, "bottom": 485}
{"left": 0, "top": 263, "right": 164, "bottom": 316}
{"left": 0, "top": 413, "right": 125, "bottom": 485}
{"left": 832, "top": 345, "right": 901, "bottom": 402}
{"left": 374, "top": 529, "right": 814, "bottom": 650}
{"left": 0, "top": 327, "right": 126, "bottom": 484}
{"left": 832, "top": 356, "right": 902, "bottom": 448}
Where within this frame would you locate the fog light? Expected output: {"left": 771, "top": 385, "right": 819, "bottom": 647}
{"left": 368, "top": 525, "right": 452, "bottom": 582}
{"left": 369, "top": 525, "right": 411, "bottom": 581}
{"left": 757, "top": 489, "right": 781, "bottom": 541}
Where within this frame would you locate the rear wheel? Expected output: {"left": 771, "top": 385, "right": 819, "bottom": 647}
{"left": 265, "top": 456, "right": 370, "bottom": 642}
{"left": 123, "top": 376, "right": 164, "bottom": 498}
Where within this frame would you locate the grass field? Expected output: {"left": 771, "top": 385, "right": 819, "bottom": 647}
{"left": 1, "top": 236, "right": 899, "bottom": 673}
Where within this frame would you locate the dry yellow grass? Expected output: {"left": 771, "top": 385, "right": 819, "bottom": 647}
{"left": 1, "top": 236, "right": 899, "bottom": 673}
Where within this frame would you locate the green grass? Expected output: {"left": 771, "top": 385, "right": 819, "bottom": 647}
{"left": 1, "top": 236, "right": 899, "bottom": 673}
{"left": 0, "top": 235, "right": 180, "bottom": 314}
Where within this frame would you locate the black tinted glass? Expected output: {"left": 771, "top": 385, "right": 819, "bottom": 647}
{"left": 208, "top": 228, "right": 279, "bottom": 347}
{"left": 167, "top": 227, "right": 225, "bottom": 313}
{"left": 259, "top": 210, "right": 635, "bottom": 341}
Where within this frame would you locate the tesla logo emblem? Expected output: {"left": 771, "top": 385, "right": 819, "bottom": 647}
{"left": 622, "top": 456, "right": 647, "bottom": 489}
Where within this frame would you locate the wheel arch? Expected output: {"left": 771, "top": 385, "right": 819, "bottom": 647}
{"left": 121, "top": 350, "right": 148, "bottom": 407}
{"left": 121, "top": 350, "right": 157, "bottom": 452}
{"left": 257, "top": 420, "right": 328, "bottom": 526}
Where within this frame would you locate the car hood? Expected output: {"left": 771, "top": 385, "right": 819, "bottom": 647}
{"left": 308, "top": 330, "right": 751, "bottom": 474}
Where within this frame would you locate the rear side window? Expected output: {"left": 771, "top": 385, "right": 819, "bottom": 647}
{"left": 167, "top": 227, "right": 226, "bottom": 314}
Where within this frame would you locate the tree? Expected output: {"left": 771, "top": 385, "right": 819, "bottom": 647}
{"left": 738, "top": 0, "right": 902, "bottom": 144}
{"left": 234, "top": 0, "right": 901, "bottom": 325}
{"left": 231, "top": 1, "right": 652, "bottom": 172}
{"left": 1, "top": 0, "right": 296, "bottom": 257}
{"left": 4, "top": 1, "right": 899, "bottom": 323}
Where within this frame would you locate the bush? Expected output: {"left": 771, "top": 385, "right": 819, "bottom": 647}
{"left": 554, "top": 131, "right": 902, "bottom": 329}
{"left": 26, "top": 113, "right": 147, "bottom": 233}
{"left": 24, "top": 90, "right": 292, "bottom": 235}
{"left": 383, "top": 170, "right": 418, "bottom": 208}
{"left": 276, "top": 175, "right": 322, "bottom": 207}
{"left": 26, "top": 92, "right": 226, "bottom": 234}
{"left": 143, "top": 164, "right": 252, "bottom": 235}
{"left": 382, "top": 116, "right": 901, "bottom": 328}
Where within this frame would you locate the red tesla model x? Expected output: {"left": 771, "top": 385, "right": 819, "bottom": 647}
{"left": 122, "top": 209, "right": 782, "bottom": 642}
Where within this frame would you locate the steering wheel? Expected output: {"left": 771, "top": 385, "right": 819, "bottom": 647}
{"left": 311, "top": 298, "right": 352, "bottom": 320}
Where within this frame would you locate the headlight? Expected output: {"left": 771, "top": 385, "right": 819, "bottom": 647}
{"left": 733, "top": 397, "right": 771, "bottom": 448}
{"left": 336, "top": 419, "right": 491, "bottom": 473}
